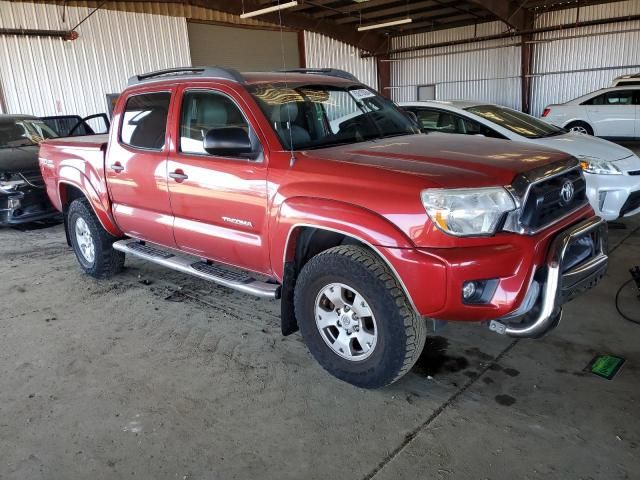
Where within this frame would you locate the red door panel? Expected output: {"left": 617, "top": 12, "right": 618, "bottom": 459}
{"left": 106, "top": 89, "right": 176, "bottom": 247}
{"left": 167, "top": 158, "right": 269, "bottom": 273}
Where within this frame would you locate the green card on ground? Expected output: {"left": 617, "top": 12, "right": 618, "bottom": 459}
{"left": 589, "top": 354, "right": 625, "bottom": 380}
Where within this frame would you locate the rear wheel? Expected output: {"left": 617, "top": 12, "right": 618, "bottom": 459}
{"left": 294, "top": 245, "right": 427, "bottom": 389}
{"left": 67, "top": 198, "right": 125, "bottom": 278}
{"left": 566, "top": 121, "right": 593, "bottom": 136}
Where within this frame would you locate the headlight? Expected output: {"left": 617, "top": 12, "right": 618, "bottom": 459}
{"left": 421, "top": 187, "right": 516, "bottom": 237}
{"left": 0, "top": 173, "right": 27, "bottom": 193}
{"left": 578, "top": 156, "right": 622, "bottom": 175}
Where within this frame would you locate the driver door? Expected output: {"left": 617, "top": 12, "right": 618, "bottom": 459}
{"left": 166, "top": 85, "right": 271, "bottom": 274}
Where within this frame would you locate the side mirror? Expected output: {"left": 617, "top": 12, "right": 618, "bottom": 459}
{"left": 204, "top": 127, "right": 253, "bottom": 157}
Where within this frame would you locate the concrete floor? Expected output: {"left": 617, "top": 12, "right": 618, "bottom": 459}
{"left": 1, "top": 185, "right": 639, "bottom": 479}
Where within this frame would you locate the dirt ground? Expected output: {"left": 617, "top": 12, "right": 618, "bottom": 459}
{"left": 1, "top": 213, "right": 639, "bottom": 479}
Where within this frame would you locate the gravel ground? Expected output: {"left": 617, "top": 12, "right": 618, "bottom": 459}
{"left": 1, "top": 199, "right": 639, "bottom": 479}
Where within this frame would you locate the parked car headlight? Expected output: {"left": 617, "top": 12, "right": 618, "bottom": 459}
{"left": 578, "top": 156, "right": 622, "bottom": 175}
{"left": 421, "top": 187, "right": 516, "bottom": 237}
{"left": 0, "top": 173, "right": 27, "bottom": 193}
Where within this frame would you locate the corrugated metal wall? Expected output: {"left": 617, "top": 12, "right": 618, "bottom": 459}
{"left": 389, "top": 22, "right": 522, "bottom": 110}
{"left": 530, "top": 0, "right": 640, "bottom": 116}
{"left": 304, "top": 31, "right": 378, "bottom": 89}
{"left": 0, "top": 0, "right": 190, "bottom": 116}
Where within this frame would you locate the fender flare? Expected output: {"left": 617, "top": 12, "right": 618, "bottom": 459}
{"left": 58, "top": 167, "right": 122, "bottom": 237}
{"left": 271, "top": 197, "right": 415, "bottom": 278}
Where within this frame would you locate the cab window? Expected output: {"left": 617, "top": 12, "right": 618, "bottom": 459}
{"left": 120, "top": 92, "right": 171, "bottom": 150}
{"left": 179, "top": 90, "right": 260, "bottom": 159}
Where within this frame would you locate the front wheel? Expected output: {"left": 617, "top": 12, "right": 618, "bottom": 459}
{"left": 294, "top": 245, "right": 427, "bottom": 388}
{"left": 67, "top": 198, "right": 125, "bottom": 278}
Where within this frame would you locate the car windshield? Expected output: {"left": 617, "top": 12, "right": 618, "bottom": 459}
{"left": 0, "top": 118, "right": 58, "bottom": 148}
{"left": 465, "top": 105, "right": 565, "bottom": 139}
{"left": 249, "top": 83, "right": 420, "bottom": 150}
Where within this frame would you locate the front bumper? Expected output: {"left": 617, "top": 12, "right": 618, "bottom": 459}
{"left": 0, "top": 188, "right": 59, "bottom": 226}
{"left": 488, "top": 216, "right": 608, "bottom": 338}
{"left": 585, "top": 172, "right": 640, "bottom": 220}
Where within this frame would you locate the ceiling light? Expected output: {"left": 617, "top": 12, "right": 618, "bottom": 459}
{"left": 240, "top": 1, "right": 298, "bottom": 19}
{"left": 357, "top": 18, "right": 412, "bottom": 31}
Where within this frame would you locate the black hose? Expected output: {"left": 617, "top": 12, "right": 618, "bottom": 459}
{"left": 615, "top": 279, "right": 640, "bottom": 325}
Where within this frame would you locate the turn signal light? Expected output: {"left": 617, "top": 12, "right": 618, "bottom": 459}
{"left": 542, "top": 108, "right": 551, "bottom": 117}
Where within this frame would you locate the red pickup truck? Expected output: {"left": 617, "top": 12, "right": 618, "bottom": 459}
{"left": 39, "top": 67, "right": 608, "bottom": 388}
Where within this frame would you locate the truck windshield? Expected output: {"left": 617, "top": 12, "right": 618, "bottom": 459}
{"left": 249, "top": 84, "right": 420, "bottom": 150}
{"left": 465, "top": 105, "right": 565, "bottom": 139}
{"left": 0, "top": 118, "right": 58, "bottom": 148}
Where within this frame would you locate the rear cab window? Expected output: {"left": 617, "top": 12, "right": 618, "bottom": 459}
{"left": 120, "top": 92, "right": 171, "bottom": 150}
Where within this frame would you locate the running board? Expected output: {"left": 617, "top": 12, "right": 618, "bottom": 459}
{"left": 112, "top": 240, "right": 280, "bottom": 299}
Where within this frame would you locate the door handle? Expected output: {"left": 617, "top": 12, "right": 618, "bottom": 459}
{"left": 111, "top": 163, "right": 124, "bottom": 172}
{"left": 169, "top": 170, "right": 188, "bottom": 181}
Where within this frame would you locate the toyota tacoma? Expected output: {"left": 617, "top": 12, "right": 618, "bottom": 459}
{"left": 39, "top": 67, "right": 608, "bottom": 388}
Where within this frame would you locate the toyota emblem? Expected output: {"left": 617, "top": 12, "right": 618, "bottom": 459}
{"left": 560, "top": 180, "right": 575, "bottom": 204}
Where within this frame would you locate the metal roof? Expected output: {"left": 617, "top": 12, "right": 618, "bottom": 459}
{"left": 283, "top": 0, "right": 624, "bottom": 35}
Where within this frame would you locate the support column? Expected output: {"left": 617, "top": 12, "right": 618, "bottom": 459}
{"left": 520, "top": 12, "right": 536, "bottom": 114}
{"left": 376, "top": 54, "right": 391, "bottom": 98}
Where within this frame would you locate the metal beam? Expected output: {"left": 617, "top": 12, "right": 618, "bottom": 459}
{"left": 363, "top": 13, "right": 640, "bottom": 56}
{"left": 466, "top": 0, "right": 527, "bottom": 30}
{"left": 0, "top": 28, "right": 76, "bottom": 39}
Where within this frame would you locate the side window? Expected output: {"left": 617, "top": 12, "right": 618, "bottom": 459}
{"left": 604, "top": 90, "right": 633, "bottom": 105}
{"left": 120, "top": 92, "right": 170, "bottom": 150}
{"left": 582, "top": 94, "right": 605, "bottom": 106}
{"left": 414, "top": 109, "right": 439, "bottom": 130}
{"left": 461, "top": 118, "right": 505, "bottom": 139}
{"left": 180, "top": 90, "right": 256, "bottom": 157}
{"left": 434, "top": 112, "right": 458, "bottom": 133}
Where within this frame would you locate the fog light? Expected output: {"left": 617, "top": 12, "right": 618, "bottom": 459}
{"left": 8, "top": 197, "right": 21, "bottom": 209}
{"left": 462, "top": 281, "right": 477, "bottom": 300}
{"left": 462, "top": 279, "right": 499, "bottom": 305}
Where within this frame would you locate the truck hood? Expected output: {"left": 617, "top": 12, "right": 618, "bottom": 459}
{"left": 304, "top": 133, "right": 571, "bottom": 187}
{"left": 0, "top": 145, "right": 39, "bottom": 173}
{"left": 532, "top": 132, "right": 634, "bottom": 162}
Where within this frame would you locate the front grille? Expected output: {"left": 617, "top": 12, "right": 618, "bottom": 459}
{"left": 519, "top": 168, "right": 587, "bottom": 231}
{"left": 620, "top": 191, "right": 640, "bottom": 217}
{"left": 628, "top": 170, "right": 640, "bottom": 176}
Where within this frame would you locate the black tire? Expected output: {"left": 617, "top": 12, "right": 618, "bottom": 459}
{"left": 565, "top": 121, "right": 593, "bottom": 136}
{"left": 67, "top": 198, "right": 125, "bottom": 278}
{"left": 294, "top": 245, "right": 427, "bottom": 389}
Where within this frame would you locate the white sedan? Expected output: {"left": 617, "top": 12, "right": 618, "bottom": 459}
{"left": 400, "top": 100, "right": 640, "bottom": 221}
{"left": 541, "top": 86, "right": 639, "bottom": 139}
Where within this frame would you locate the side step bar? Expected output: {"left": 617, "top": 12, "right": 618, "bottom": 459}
{"left": 113, "top": 240, "right": 280, "bottom": 299}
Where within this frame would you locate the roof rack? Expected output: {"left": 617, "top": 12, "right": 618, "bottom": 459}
{"left": 279, "top": 68, "right": 360, "bottom": 82}
{"left": 128, "top": 66, "right": 245, "bottom": 86}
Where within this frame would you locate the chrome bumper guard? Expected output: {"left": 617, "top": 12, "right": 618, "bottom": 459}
{"left": 489, "top": 216, "right": 608, "bottom": 338}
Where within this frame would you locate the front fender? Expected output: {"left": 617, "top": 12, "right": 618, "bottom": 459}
{"left": 58, "top": 167, "right": 122, "bottom": 237}
{"left": 270, "top": 197, "right": 414, "bottom": 280}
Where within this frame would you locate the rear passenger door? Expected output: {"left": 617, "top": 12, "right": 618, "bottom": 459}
{"left": 581, "top": 90, "right": 635, "bottom": 137}
{"left": 106, "top": 88, "right": 177, "bottom": 247}
{"left": 166, "top": 85, "right": 270, "bottom": 275}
